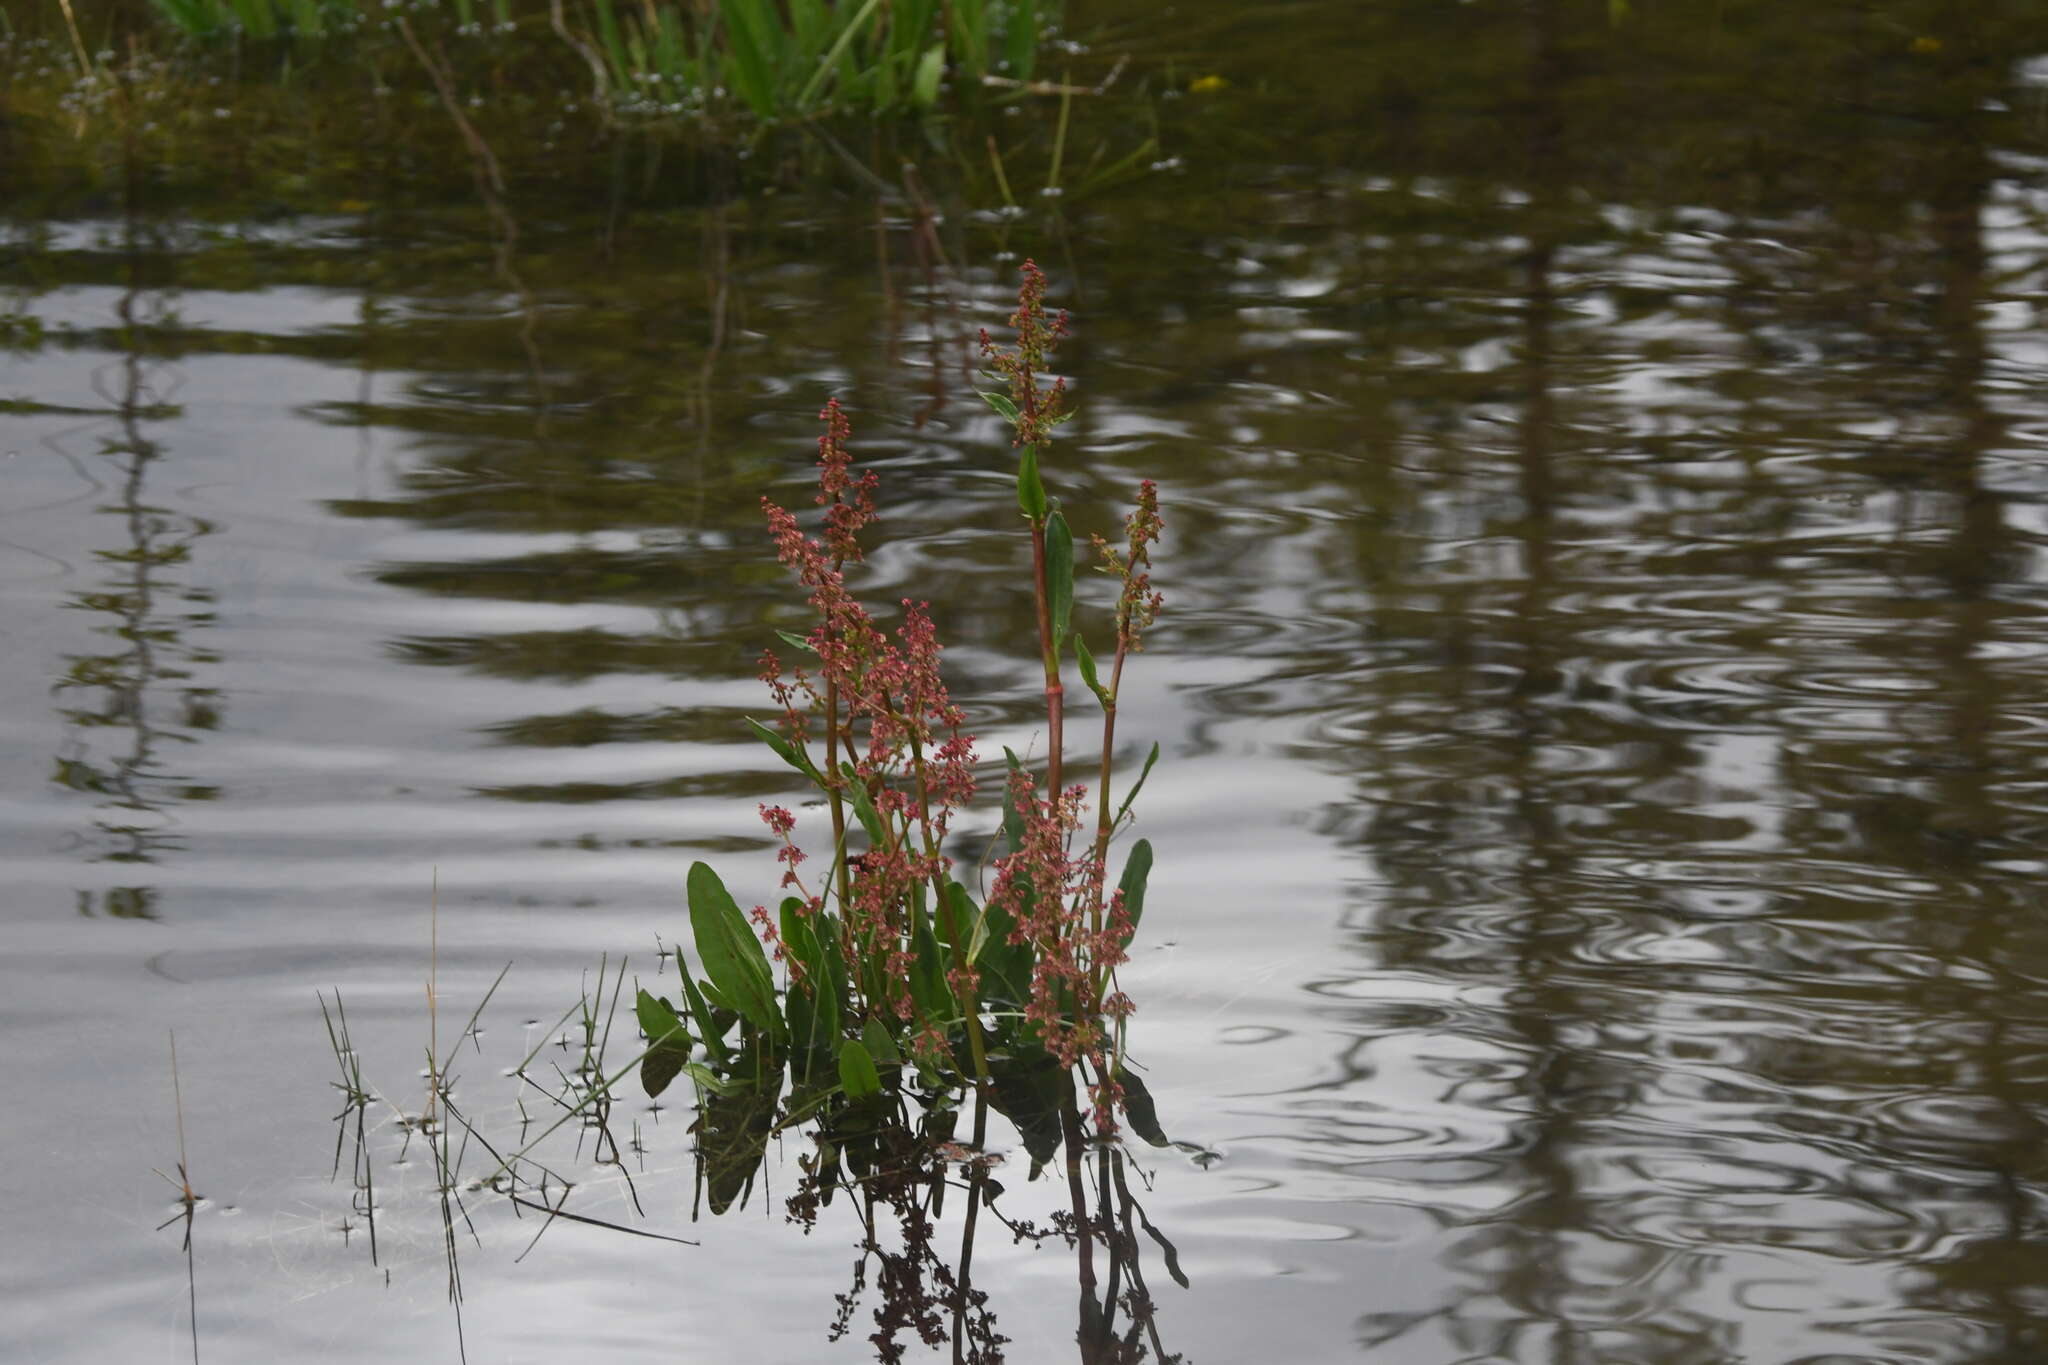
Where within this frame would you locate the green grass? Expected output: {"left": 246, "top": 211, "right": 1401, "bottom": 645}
{"left": 146, "top": 0, "right": 356, "bottom": 41}
{"left": 134, "top": 0, "right": 1056, "bottom": 121}
{"left": 566, "top": 0, "right": 1052, "bottom": 121}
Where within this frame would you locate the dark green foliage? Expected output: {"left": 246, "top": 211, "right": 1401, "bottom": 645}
{"left": 686, "top": 861, "right": 784, "bottom": 1044}
{"left": 141, "top": 0, "right": 1054, "bottom": 122}
{"left": 635, "top": 988, "right": 693, "bottom": 1098}
{"left": 1117, "top": 838, "right": 1152, "bottom": 948}
{"left": 1046, "top": 510, "right": 1074, "bottom": 646}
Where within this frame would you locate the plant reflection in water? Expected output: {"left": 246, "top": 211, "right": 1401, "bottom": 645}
{"left": 770, "top": 1085, "right": 1184, "bottom": 1365}
{"left": 324, "top": 965, "right": 1187, "bottom": 1365}
{"left": 45, "top": 142, "right": 221, "bottom": 911}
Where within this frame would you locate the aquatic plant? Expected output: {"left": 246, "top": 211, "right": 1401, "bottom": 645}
{"left": 574, "top": 0, "right": 1052, "bottom": 120}
{"left": 144, "top": 0, "right": 359, "bottom": 41}
{"left": 307, "top": 272, "right": 1179, "bottom": 1355}
{"left": 134, "top": 0, "right": 1052, "bottom": 121}
{"left": 635, "top": 259, "right": 1168, "bottom": 1166}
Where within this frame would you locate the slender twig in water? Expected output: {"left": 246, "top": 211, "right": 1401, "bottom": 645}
{"left": 980, "top": 53, "right": 1128, "bottom": 96}
{"left": 587, "top": 956, "right": 647, "bottom": 1215}
{"left": 485, "top": 1039, "right": 683, "bottom": 1185}
{"left": 152, "top": 1031, "right": 199, "bottom": 1365}
{"left": 513, "top": 997, "right": 589, "bottom": 1080}
{"left": 168, "top": 1030, "right": 192, "bottom": 1203}
{"left": 1047, "top": 70, "right": 1075, "bottom": 194}
{"left": 416, "top": 872, "right": 469, "bottom": 1364}
{"left": 439, "top": 1092, "right": 576, "bottom": 1201}
{"left": 987, "top": 134, "right": 1018, "bottom": 209}
{"left": 52, "top": 0, "right": 90, "bottom": 79}
{"left": 428, "top": 867, "right": 440, "bottom": 1125}
{"left": 459, "top": 962, "right": 513, "bottom": 1055}
{"left": 510, "top": 1186, "right": 698, "bottom": 1263}
{"left": 320, "top": 991, "right": 379, "bottom": 1264}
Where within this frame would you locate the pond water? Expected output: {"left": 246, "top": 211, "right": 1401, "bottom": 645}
{"left": 10, "top": 2, "right": 2048, "bottom": 1361}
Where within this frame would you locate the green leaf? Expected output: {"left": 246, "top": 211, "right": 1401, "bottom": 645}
{"left": 636, "top": 987, "right": 686, "bottom": 1045}
{"left": 980, "top": 390, "right": 1020, "bottom": 425}
{"left": 1118, "top": 1064, "right": 1172, "bottom": 1147}
{"left": 794, "top": 0, "right": 883, "bottom": 111}
{"left": 947, "top": 881, "right": 989, "bottom": 964}
{"left": 680, "top": 1061, "right": 741, "bottom": 1097}
{"left": 1003, "top": 0, "right": 1039, "bottom": 81}
{"left": 887, "top": 0, "right": 936, "bottom": 61}
{"left": 747, "top": 717, "right": 823, "bottom": 785}
{"left": 1046, "top": 511, "right": 1073, "bottom": 647}
{"left": 1074, "top": 634, "right": 1112, "bottom": 708}
{"left": 774, "top": 629, "right": 816, "bottom": 655}
{"left": 636, "top": 988, "right": 692, "bottom": 1099}
{"left": 911, "top": 43, "right": 945, "bottom": 109}
{"left": 1016, "top": 445, "right": 1047, "bottom": 523}
{"left": 838, "top": 1036, "right": 883, "bottom": 1100}
{"left": 908, "top": 892, "right": 955, "bottom": 1023}
{"left": 717, "top": 0, "right": 781, "bottom": 118}
{"left": 838, "top": 762, "right": 889, "bottom": 847}
{"left": 679, "top": 971, "right": 730, "bottom": 1063}
{"left": 1112, "top": 742, "right": 1160, "bottom": 828}
{"left": 1116, "top": 838, "right": 1153, "bottom": 947}
{"left": 860, "top": 1016, "right": 902, "bottom": 1068}
{"left": 779, "top": 900, "right": 840, "bottom": 1074}
{"left": 949, "top": 0, "right": 988, "bottom": 73}
{"left": 787, "top": 0, "right": 829, "bottom": 57}
{"left": 873, "top": 42, "right": 899, "bottom": 112}
{"left": 687, "top": 862, "right": 784, "bottom": 1043}
{"left": 962, "top": 872, "right": 1031, "bottom": 1010}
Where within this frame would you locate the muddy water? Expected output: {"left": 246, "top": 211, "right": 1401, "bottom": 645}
{"left": 9, "top": 2, "right": 2048, "bottom": 1361}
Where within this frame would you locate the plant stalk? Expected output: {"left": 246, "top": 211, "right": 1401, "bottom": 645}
{"left": 1028, "top": 510, "right": 1065, "bottom": 801}
{"left": 909, "top": 730, "right": 991, "bottom": 1085}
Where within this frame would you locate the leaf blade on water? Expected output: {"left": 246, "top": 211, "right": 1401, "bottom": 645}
{"left": 838, "top": 1035, "right": 882, "bottom": 1100}
{"left": 687, "top": 861, "right": 784, "bottom": 1043}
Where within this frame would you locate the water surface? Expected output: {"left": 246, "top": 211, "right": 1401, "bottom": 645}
{"left": 9, "top": 3, "right": 2048, "bottom": 1361}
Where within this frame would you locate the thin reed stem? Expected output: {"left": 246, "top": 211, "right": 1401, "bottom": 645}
{"left": 169, "top": 1029, "right": 191, "bottom": 1198}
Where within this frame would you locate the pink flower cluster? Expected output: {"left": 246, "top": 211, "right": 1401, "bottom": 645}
{"left": 978, "top": 258, "right": 1070, "bottom": 449}
{"left": 986, "top": 768, "right": 1134, "bottom": 1075}
{"left": 757, "top": 402, "right": 980, "bottom": 1022}
{"left": 1095, "top": 478, "right": 1165, "bottom": 655}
